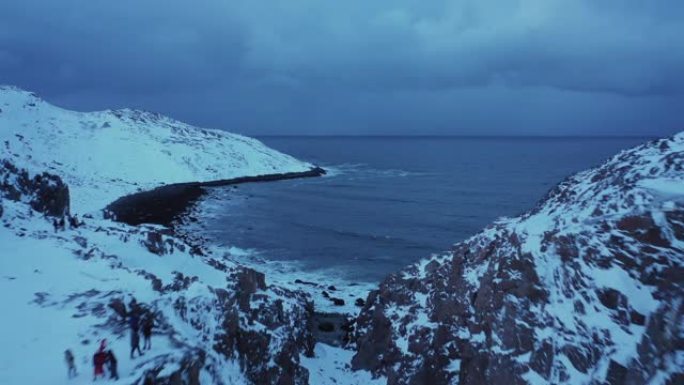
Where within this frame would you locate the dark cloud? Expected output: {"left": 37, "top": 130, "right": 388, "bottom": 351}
{"left": 0, "top": 0, "right": 682, "bottom": 135}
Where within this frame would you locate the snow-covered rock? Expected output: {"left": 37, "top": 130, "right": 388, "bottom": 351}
{"left": 352, "top": 133, "right": 684, "bottom": 385}
{"left": 0, "top": 85, "right": 314, "bottom": 214}
{"left": 0, "top": 159, "right": 319, "bottom": 385}
{"left": 0, "top": 158, "right": 70, "bottom": 217}
{"left": 0, "top": 88, "right": 369, "bottom": 385}
{"left": 4, "top": 83, "right": 680, "bottom": 385}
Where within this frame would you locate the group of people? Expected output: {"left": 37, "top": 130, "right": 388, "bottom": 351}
{"left": 128, "top": 298, "right": 155, "bottom": 359}
{"left": 92, "top": 340, "right": 119, "bottom": 381}
{"left": 52, "top": 213, "right": 84, "bottom": 232}
{"left": 63, "top": 297, "right": 155, "bottom": 382}
{"left": 63, "top": 340, "right": 118, "bottom": 381}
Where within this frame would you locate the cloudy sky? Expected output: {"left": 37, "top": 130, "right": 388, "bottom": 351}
{"left": 0, "top": 0, "right": 682, "bottom": 136}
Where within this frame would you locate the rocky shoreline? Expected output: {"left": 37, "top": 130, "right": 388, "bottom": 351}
{"left": 104, "top": 164, "right": 360, "bottom": 347}
{"left": 105, "top": 166, "right": 326, "bottom": 227}
{"left": 5, "top": 125, "right": 680, "bottom": 385}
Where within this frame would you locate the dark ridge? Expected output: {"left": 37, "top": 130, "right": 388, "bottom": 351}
{"left": 105, "top": 167, "right": 326, "bottom": 227}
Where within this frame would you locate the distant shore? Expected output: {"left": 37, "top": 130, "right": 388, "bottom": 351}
{"left": 105, "top": 166, "right": 326, "bottom": 227}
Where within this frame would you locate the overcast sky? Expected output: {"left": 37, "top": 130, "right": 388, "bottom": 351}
{"left": 1, "top": 1, "right": 682, "bottom": 136}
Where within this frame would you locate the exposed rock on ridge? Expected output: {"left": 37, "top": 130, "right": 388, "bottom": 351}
{"left": 0, "top": 158, "right": 70, "bottom": 217}
{"left": 352, "top": 133, "right": 684, "bottom": 385}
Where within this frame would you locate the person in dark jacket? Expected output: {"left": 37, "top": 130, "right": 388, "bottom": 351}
{"left": 128, "top": 298, "right": 139, "bottom": 318}
{"left": 106, "top": 350, "right": 119, "bottom": 380}
{"left": 130, "top": 327, "right": 143, "bottom": 358}
{"left": 64, "top": 349, "right": 77, "bottom": 378}
{"left": 142, "top": 314, "right": 154, "bottom": 350}
{"left": 129, "top": 312, "right": 140, "bottom": 333}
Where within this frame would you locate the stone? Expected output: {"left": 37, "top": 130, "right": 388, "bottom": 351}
{"left": 330, "top": 297, "right": 345, "bottom": 306}
{"left": 318, "top": 322, "right": 335, "bottom": 332}
{"left": 605, "top": 360, "right": 627, "bottom": 385}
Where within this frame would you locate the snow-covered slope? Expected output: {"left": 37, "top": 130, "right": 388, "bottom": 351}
{"left": 2, "top": 85, "right": 681, "bottom": 385}
{"left": 352, "top": 133, "right": 684, "bottom": 385}
{"left": 0, "top": 86, "right": 376, "bottom": 385}
{"left": 0, "top": 159, "right": 379, "bottom": 385}
{"left": 0, "top": 86, "right": 313, "bottom": 213}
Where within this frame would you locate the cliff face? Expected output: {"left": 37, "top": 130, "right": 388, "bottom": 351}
{"left": 352, "top": 134, "right": 684, "bottom": 385}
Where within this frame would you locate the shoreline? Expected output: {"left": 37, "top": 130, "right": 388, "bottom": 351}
{"left": 104, "top": 163, "right": 366, "bottom": 344}
{"left": 105, "top": 166, "right": 326, "bottom": 227}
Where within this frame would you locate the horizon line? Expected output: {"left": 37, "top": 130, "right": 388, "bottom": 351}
{"left": 252, "top": 134, "right": 659, "bottom": 139}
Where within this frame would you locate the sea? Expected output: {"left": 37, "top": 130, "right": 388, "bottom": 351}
{"left": 196, "top": 136, "right": 650, "bottom": 284}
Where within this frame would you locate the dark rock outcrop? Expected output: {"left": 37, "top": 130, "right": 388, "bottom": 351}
{"left": 352, "top": 134, "right": 684, "bottom": 385}
{"left": 139, "top": 228, "right": 187, "bottom": 256}
{"left": 135, "top": 350, "right": 205, "bottom": 385}
{"left": 207, "top": 267, "right": 315, "bottom": 385}
{"left": 0, "top": 158, "right": 70, "bottom": 216}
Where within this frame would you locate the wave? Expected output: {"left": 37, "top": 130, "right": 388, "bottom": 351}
{"left": 285, "top": 220, "right": 435, "bottom": 249}
{"left": 325, "top": 163, "right": 435, "bottom": 179}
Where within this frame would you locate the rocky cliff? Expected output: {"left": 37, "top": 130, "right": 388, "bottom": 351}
{"left": 352, "top": 134, "right": 684, "bottom": 385}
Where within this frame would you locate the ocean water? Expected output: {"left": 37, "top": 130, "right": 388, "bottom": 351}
{"left": 199, "top": 136, "right": 649, "bottom": 283}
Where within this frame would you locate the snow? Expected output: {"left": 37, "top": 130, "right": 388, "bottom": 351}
{"left": 0, "top": 86, "right": 313, "bottom": 214}
{"left": 0, "top": 86, "right": 377, "bottom": 385}
{"left": 638, "top": 178, "right": 684, "bottom": 196}
{"left": 2, "top": 85, "right": 681, "bottom": 385}
{"left": 1, "top": 191, "right": 343, "bottom": 384}
{"left": 0, "top": 200, "right": 244, "bottom": 385}
{"left": 300, "top": 344, "right": 385, "bottom": 385}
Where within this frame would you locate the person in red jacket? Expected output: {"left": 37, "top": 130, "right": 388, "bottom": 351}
{"left": 93, "top": 340, "right": 108, "bottom": 381}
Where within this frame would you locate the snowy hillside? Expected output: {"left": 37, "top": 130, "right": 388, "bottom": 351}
{"left": 1, "top": 85, "right": 681, "bottom": 385}
{"left": 351, "top": 134, "right": 684, "bottom": 384}
{"left": 0, "top": 86, "right": 314, "bottom": 213}
{"left": 0, "top": 159, "right": 379, "bottom": 385}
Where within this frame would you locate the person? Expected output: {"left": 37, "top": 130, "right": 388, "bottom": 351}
{"left": 128, "top": 297, "right": 139, "bottom": 317}
{"left": 53, "top": 218, "right": 60, "bottom": 233}
{"left": 130, "top": 325, "right": 143, "bottom": 358}
{"left": 142, "top": 313, "right": 154, "bottom": 350}
{"left": 93, "top": 340, "right": 108, "bottom": 381}
{"left": 106, "top": 350, "right": 119, "bottom": 380}
{"left": 58, "top": 216, "right": 66, "bottom": 231}
{"left": 174, "top": 297, "right": 187, "bottom": 321}
{"left": 129, "top": 311, "right": 140, "bottom": 330}
{"left": 64, "top": 349, "right": 77, "bottom": 378}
